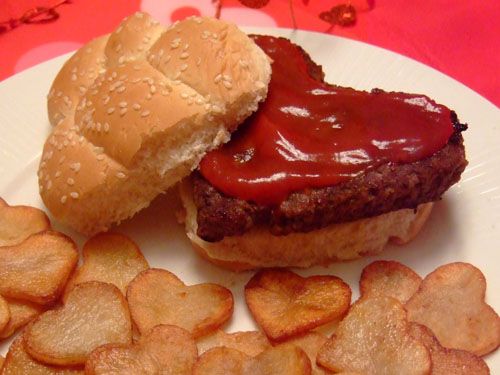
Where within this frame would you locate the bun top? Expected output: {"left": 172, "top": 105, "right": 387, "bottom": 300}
{"left": 40, "top": 12, "right": 271, "bottom": 235}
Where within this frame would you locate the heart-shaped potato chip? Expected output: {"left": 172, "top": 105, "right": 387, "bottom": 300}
{"left": 0, "top": 295, "right": 10, "bottom": 333}
{"left": 360, "top": 260, "right": 422, "bottom": 303}
{"left": 0, "top": 231, "right": 78, "bottom": 305}
{"left": 193, "top": 345, "right": 312, "bottom": 375}
{"left": 244, "top": 269, "right": 351, "bottom": 341}
{"left": 1, "top": 335, "right": 83, "bottom": 374}
{"left": 0, "top": 297, "right": 44, "bottom": 339}
{"left": 64, "top": 232, "right": 149, "bottom": 298}
{"left": 197, "top": 330, "right": 270, "bottom": 357}
{"left": 279, "top": 332, "right": 330, "bottom": 375}
{"left": 406, "top": 262, "right": 500, "bottom": 356}
{"left": 24, "top": 281, "right": 132, "bottom": 366}
{"left": 317, "top": 295, "right": 431, "bottom": 374}
{"left": 127, "top": 268, "right": 233, "bottom": 338}
{"left": 408, "top": 322, "right": 489, "bottom": 375}
{"left": 85, "top": 324, "right": 197, "bottom": 374}
{"left": 0, "top": 198, "right": 51, "bottom": 247}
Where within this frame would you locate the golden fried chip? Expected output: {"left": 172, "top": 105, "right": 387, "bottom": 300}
{"left": 85, "top": 324, "right": 197, "bottom": 375}
{"left": 405, "top": 262, "right": 500, "bottom": 356}
{"left": 24, "top": 282, "right": 132, "bottom": 366}
{"left": 360, "top": 260, "right": 422, "bottom": 303}
{"left": 197, "top": 330, "right": 270, "bottom": 356}
{"left": 64, "top": 233, "right": 149, "bottom": 298}
{"left": 317, "top": 295, "right": 431, "bottom": 374}
{"left": 0, "top": 231, "right": 78, "bottom": 305}
{"left": 127, "top": 268, "right": 233, "bottom": 338}
{"left": 0, "top": 297, "right": 44, "bottom": 339}
{"left": 244, "top": 269, "right": 351, "bottom": 341}
{"left": 1, "top": 335, "right": 83, "bottom": 374}
{"left": 408, "top": 322, "right": 489, "bottom": 375}
{"left": 0, "top": 198, "right": 51, "bottom": 247}
{"left": 279, "top": 332, "right": 331, "bottom": 375}
{"left": 0, "top": 295, "right": 10, "bottom": 333}
{"left": 193, "top": 345, "right": 312, "bottom": 375}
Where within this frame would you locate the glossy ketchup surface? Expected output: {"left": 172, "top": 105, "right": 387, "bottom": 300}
{"left": 200, "top": 36, "right": 454, "bottom": 205}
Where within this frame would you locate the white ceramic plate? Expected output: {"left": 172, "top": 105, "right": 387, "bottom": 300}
{"left": 1, "top": 27, "right": 499, "bottom": 370}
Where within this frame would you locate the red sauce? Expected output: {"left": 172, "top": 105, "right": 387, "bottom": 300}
{"left": 200, "top": 36, "right": 454, "bottom": 205}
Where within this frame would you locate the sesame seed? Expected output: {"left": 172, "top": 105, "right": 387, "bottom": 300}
{"left": 104, "top": 123, "right": 110, "bottom": 132}
{"left": 150, "top": 85, "right": 156, "bottom": 94}
{"left": 223, "top": 81, "right": 233, "bottom": 89}
{"left": 183, "top": 43, "right": 189, "bottom": 50}
{"left": 119, "top": 101, "right": 127, "bottom": 108}
{"left": 71, "top": 74, "right": 77, "bottom": 81}
{"left": 118, "top": 56, "right": 125, "bottom": 65}
{"left": 132, "top": 103, "right": 141, "bottom": 110}
{"left": 141, "top": 110, "right": 151, "bottom": 117}
{"left": 170, "top": 38, "right": 181, "bottom": 49}
{"left": 116, "top": 172, "right": 126, "bottom": 179}
{"left": 97, "top": 154, "right": 105, "bottom": 161}
{"left": 196, "top": 57, "right": 201, "bottom": 66}
{"left": 55, "top": 171, "right": 62, "bottom": 178}
{"left": 46, "top": 180, "right": 52, "bottom": 190}
{"left": 70, "top": 192, "right": 79, "bottom": 199}
{"left": 180, "top": 64, "right": 188, "bottom": 71}
{"left": 146, "top": 93, "right": 152, "bottom": 100}
{"left": 214, "top": 74, "right": 222, "bottom": 83}
{"left": 67, "top": 178, "right": 75, "bottom": 185}
{"left": 59, "top": 156, "right": 66, "bottom": 164}
{"left": 117, "top": 86, "right": 126, "bottom": 93}
{"left": 96, "top": 122, "right": 102, "bottom": 132}
{"left": 120, "top": 108, "right": 127, "bottom": 116}
{"left": 107, "top": 107, "right": 115, "bottom": 114}
{"left": 103, "top": 96, "right": 110, "bottom": 104}
{"left": 180, "top": 52, "right": 189, "bottom": 59}
{"left": 196, "top": 98, "right": 204, "bottom": 105}
{"left": 180, "top": 93, "right": 189, "bottom": 99}
{"left": 71, "top": 162, "right": 81, "bottom": 172}
{"left": 61, "top": 195, "right": 67, "bottom": 204}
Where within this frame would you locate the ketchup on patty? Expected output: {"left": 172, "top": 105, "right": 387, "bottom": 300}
{"left": 199, "top": 36, "right": 454, "bottom": 205}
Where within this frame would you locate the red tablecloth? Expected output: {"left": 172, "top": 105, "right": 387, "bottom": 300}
{"left": 1, "top": 0, "right": 499, "bottom": 108}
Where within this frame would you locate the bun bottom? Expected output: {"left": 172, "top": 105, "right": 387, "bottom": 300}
{"left": 179, "top": 180, "right": 433, "bottom": 271}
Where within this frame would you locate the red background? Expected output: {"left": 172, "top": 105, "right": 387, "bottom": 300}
{"left": 1, "top": 0, "right": 499, "bottom": 107}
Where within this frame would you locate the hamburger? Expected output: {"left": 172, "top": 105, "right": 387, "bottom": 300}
{"left": 38, "top": 13, "right": 467, "bottom": 270}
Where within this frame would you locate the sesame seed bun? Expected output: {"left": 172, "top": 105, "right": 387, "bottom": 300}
{"left": 179, "top": 178, "right": 434, "bottom": 271}
{"left": 39, "top": 12, "right": 272, "bottom": 235}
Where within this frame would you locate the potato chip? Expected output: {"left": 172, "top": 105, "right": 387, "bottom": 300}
{"left": 0, "top": 231, "right": 78, "bottom": 305}
{"left": 1, "top": 335, "right": 83, "bottom": 374}
{"left": 360, "top": 260, "right": 422, "bottom": 303}
{"left": 64, "top": 233, "right": 149, "bottom": 298}
{"left": 197, "top": 330, "right": 270, "bottom": 356}
{"left": 24, "top": 281, "right": 132, "bottom": 366}
{"left": 408, "top": 322, "right": 489, "bottom": 375}
{"left": 127, "top": 268, "right": 233, "bottom": 338}
{"left": 405, "top": 262, "right": 500, "bottom": 356}
{"left": 0, "top": 297, "right": 44, "bottom": 339}
{"left": 279, "top": 332, "right": 331, "bottom": 375}
{"left": 317, "top": 295, "right": 431, "bottom": 374}
{"left": 0, "top": 198, "right": 51, "bottom": 247}
{"left": 193, "top": 345, "right": 312, "bottom": 375}
{"left": 244, "top": 269, "right": 351, "bottom": 341}
{"left": 0, "top": 295, "right": 10, "bottom": 333}
{"left": 85, "top": 324, "right": 197, "bottom": 375}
